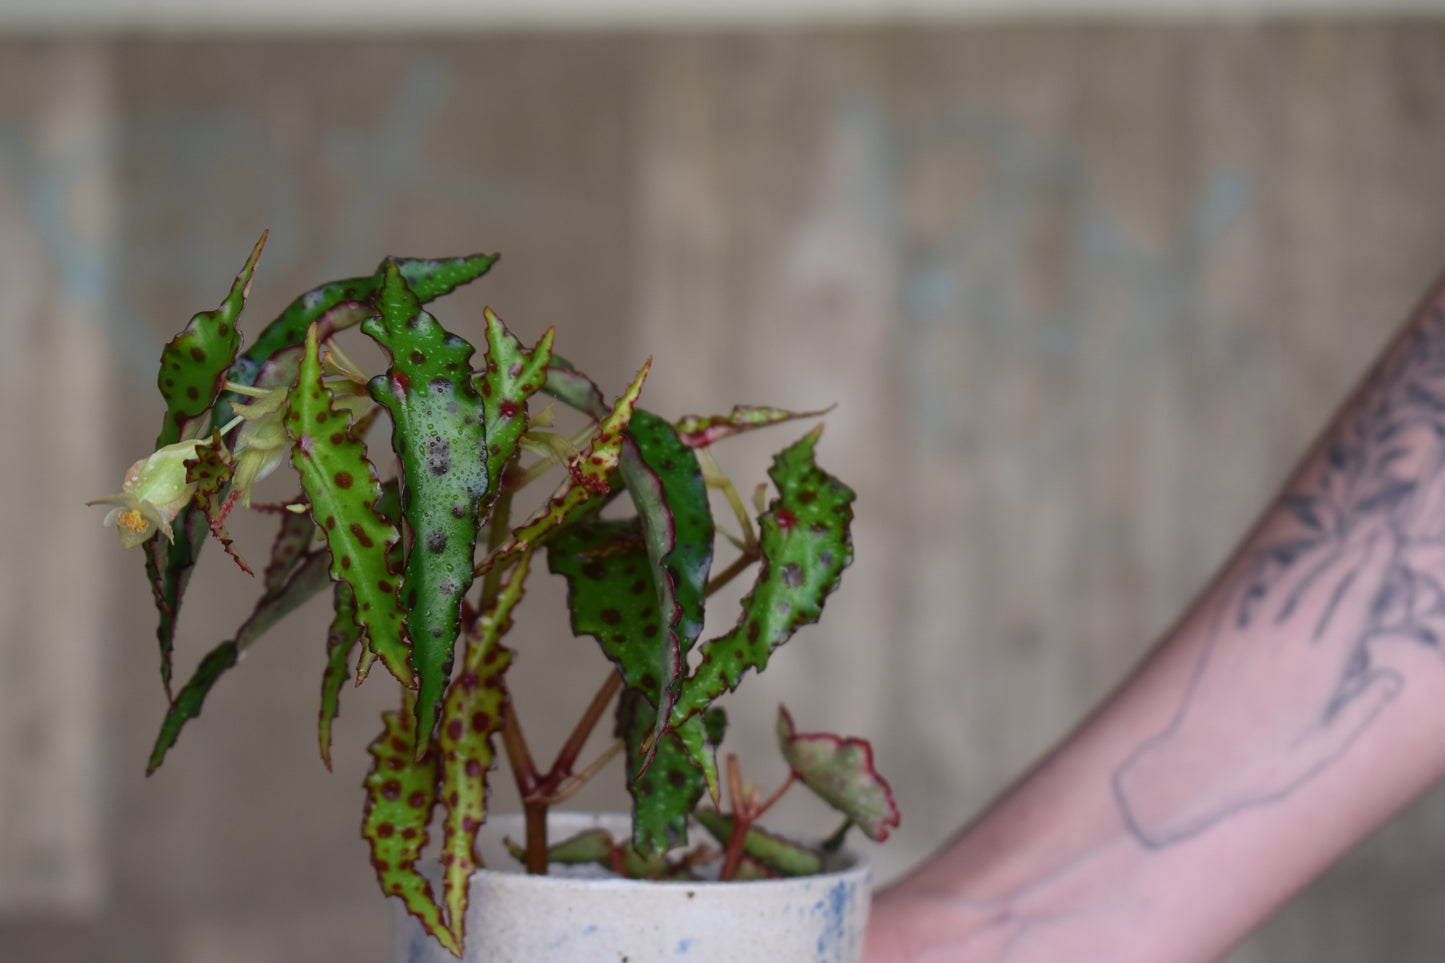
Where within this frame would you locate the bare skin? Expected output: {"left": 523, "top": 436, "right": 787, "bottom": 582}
{"left": 865, "top": 274, "right": 1445, "bottom": 962}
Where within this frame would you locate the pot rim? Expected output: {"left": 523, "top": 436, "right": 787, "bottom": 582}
{"left": 451, "top": 810, "right": 870, "bottom": 888}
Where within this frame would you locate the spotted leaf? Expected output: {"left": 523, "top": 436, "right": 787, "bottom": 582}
{"left": 144, "top": 505, "right": 208, "bottom": 700}
{"left": 477, "top": 360, "right": 650, "bottom": 577}
{"left": 617, "top": 693, "right": 724, "bottom": 856}
{"left": 777, "top": 705, "right": 899, "bottom": 842}
{"left": 155, "top": 232, "right": 263, "bottom": 447}
{"left": 262, "top": 501, "right": 316, "bottom": 596}
{"left": 363, "top": 263, "right": 487, "bottom": 746}
{"left": 232, "top": 252, "right": 499, "bottom": 384}
{"left": 671, "top": 427, "right": 855, "bottom": 728}
{"left": 437, "top": 552, "right": 529, "bottom": 945}
{"left": 475, "top": 310, "right": 554, "bottom": 516}
{"left": 148, "top": 549, "right": 332, "bottom": 773}
{"left": 674, "top": 404, "right": 833, "bottom": 449}
{"left": 362, "top": 691, "right": 457, "bottom": 957}
{"left": 285, "top": 323, "right": 413, "bottom": 690}
{"left": 319, "top": 582, "right": 363, "bottom": 770}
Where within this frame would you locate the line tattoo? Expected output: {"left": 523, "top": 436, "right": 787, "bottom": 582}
{"left": 1114, "top": 302, "right": 1445, "bottom": 848}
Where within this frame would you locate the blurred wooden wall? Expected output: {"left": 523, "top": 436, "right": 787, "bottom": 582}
{"left": 3, "top": 25, "right": 1445, "bottom": 961}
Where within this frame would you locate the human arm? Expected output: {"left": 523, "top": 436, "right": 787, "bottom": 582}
{"left": 865, "top": 275, "right": 1445, "bottom": 963}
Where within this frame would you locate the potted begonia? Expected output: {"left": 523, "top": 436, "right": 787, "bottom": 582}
{"left": 93, "top": 236, "right": 899, "bottom": 962}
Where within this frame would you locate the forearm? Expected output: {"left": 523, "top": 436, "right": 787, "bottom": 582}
{"left": 870, "top": 276, "right": 1445, "bottom": 962}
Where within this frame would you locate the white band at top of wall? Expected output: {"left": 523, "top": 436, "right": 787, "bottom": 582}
{"left": 7, "top": 0, "right": 1445, "bottom": 33}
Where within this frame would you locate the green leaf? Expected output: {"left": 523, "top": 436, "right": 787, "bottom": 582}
{"left": 262, "top": 502, "right": 316, "bottom": 596}
{"left": 235, "top": 252, "right": 500, "bottom": 378}
{"left": 618, "top": 411, "right": 714, "bottom": 774}
{"left": 475, "top": 310, "right": 554, "bottom": 516}
{"left": 674, "top": 404, "right": 833, "bottom": 449}
{"left": 617, "top": 695, "right": 723, "bottom": 856}
{"left": 505, "top": 828, "right": 612, "bottom": 866}
{"left": 548, "top": 518, "right": 665, "bottom": 693}
{"left": 144, "top": 505, "right": 208, "bottom": 700}
{"left": 477, "top": 360, "right": 650, "bottom": 578}
{"left": 144, "top": 234, "right": 265, "bottom": 697}
{"left": 541, "top": 356, "right": 608, "bottom": 419}
{"left": 670, "top": 426, "right": 855, "bottom": 727}
{"left": 692, "top": 807, "right": 823, "bottom": 877}
{"left": 319, "top": 582, "right": 363, "bottom": 770}
{"left": 155, "top": 232, "right": 264, "bottom": 447}
{"left": 284, "top": 323, "right": 413, "bottom": 690}
{"left": 777, "top": 706, "right": 899, "bottom": 842}
{"left": 148, "top": 550, "right": 333, "bottom": 773}
{"left": 362, "top": 691, "right": 459, "bottom": 957}
{"left": 437, "top": 552, "right": 529, "bottom": 944}
{"left": 363, "top": 263, "right": 488, "bottom": 745}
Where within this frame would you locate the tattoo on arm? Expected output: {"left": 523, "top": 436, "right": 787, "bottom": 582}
{"left": 1114, "top": 305, "right": 1445, "bottom": 848}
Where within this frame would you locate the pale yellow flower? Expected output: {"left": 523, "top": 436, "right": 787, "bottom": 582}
{"left": 88, "top": 439, "right": 203, "bottom": 548}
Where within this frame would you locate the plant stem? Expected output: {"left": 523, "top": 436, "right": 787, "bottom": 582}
{"left": 523, "top": 798, "right": 550, "bottom": 876}
{"left": 752, "top": 771, "right": 796, "bottom": 822}
{"left": 529, "top": 740, "right": 625, "bottom": 807}
{"left": 719, "top": 754, "right": 750, "bottom": 882}
{"left": 705, "top": 550, "right": 759, "bottom": 598}
{"left": 547, "top": 670, "right": 623, "bottom": 783}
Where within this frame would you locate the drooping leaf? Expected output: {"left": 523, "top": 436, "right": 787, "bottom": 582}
{"left": 503, "top": 829, "right": 682, "bottom": 880}
{"left": 155, "top": 232, "right": 264, "bottom": 447}
{"left": 319, "top": 582, "right": 363, "bottom": 770}
{"left": 437, "top": 552, "right": 529, "bottom": 945}
{"left": 148, "top": 549, "right": 332, "bottom": 773}
{"left": 674, "top": 404, "right": 833, "bottom": 449}
{"left": 541, "top": 356, "right": 608, "bottom": 419}
{"left": 692, "top": 807, "right": 823, "bottom": 877}
{"left": 618, "top": 412, "right": 714, "bottom": 773}
{"left": 363, "top": 263, "right": 488, "bottom": 746}
{"left": 477, "top": 360, "right": 650, "bottom": 578}
{"left": 235, "top": 252, "right": 500, "bottom": 379}
{"left": 284, "top": 323, "right": 413, "bottom": 689}
{"left": 548, "top": 518, "right": 664, "bottom": 693}
{"left": 617, "top": 694, "right": 724, "bottom": 856}
{"left": 362, "top": 690, "right": 458, "bottom": 957}
{"left": 144, "top": 505, "right": 208, "bottom": 700}
{"left": 777, "top": 705, "right": 899, "bottom": 842}
{"left": 262, "top": 502, "right": 316, "bottom": 596}
{"left": 185, "top": 432, "right": 250, "bottom": 575}
{"left": 670, "top": 427, "right": 855, "bottom": 729}
{"left": 475, "top": 310, "right": 554, "bottom": 516}
{"left": 505, "top": 828, "right": 612, "bottom": 866}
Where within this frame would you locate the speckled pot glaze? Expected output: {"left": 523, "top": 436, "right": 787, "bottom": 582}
{"left": 393, "top": 812, "right": 871, "bottom": 963}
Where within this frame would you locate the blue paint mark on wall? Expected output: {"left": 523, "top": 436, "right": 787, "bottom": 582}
{"left": 815, "top": 97, "right": 1259, "bottom": 486}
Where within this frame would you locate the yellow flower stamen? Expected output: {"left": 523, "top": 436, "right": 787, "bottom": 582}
{"left": 117, "top": 509, "right": 149, "bottom": 535}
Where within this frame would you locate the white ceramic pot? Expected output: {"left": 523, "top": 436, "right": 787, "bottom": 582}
{"left": 393, "top": 811, "right": 871, "bottom": 963}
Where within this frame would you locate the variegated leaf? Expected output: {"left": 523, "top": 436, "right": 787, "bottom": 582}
{"left": 284, "top": 323, "right": 413, "bottom": 689}
{"left": 437, "top": 552, "right": 530, "bottom": 944}
{"left": 148, "top": 550, "right": 332, "bottom": 773}
{"left": 475, "top": 310, "right": 554, "bottom": 516}
{"left": 674, "top": 403, "right": 833, "bottom": 449}
{"left": 362, "top": 691, "right": 458, "bottom": 957}
{"left": 476, "top": 360, "right": 650, "bottom": 577}
{"left": 671, "top": 427, "right": 855, "bottom": 732}
{"left": 144, "top": 505, "right": 208, "bottom": 700}
{"left": 319, "top": 582, "right": 363, "bottom": 770}
{"left": 777, "top": 706, "right": 899, "bottom": 842}
{"left": 363, "top": 263, "right": 487, "bottom": 744}
{"left": 155, "top": 232, "right": 264, "bottom": 447}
